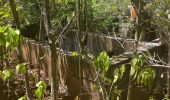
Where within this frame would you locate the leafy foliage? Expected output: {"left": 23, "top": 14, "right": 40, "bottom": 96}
{"left": 1, "top": 68, "right": 14, "bottom": 81}
{"left": 0, "top": 3, "right": 13, "bottom": 26}
{"left": 5, "top": 28, "right": 20, "bottom": 48}
{"left": 91, "top": 0, "right": 130, "bottom": 33}
{"left": 130, "top": 54, "right": 146, "bottom": 78}
{"left": 0, "top": 27, "right": 20, "bottom": 48}
{"left": 93, "top": 51, "right": 112, "bottom": 73}
{"left": 137, "top": 68, "right": 156, "bottom": 88}
{"left": 130, "top": 54, "right": 156, "bottom": 89}
{"left": 35, "top": 81, "right": 47, "bottom": 100}
{"left": 113, "top": 64, "right": 126, "bottom": 83}
{"left": 16, "top": 63, "right": 27, "bottom": 75}
{"left": 17, "top": 0, "right": 41, "bottom": 24}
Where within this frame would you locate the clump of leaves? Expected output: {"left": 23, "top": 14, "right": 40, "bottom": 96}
{"left": 16, "top": 63, "right": 27, "bottom": 75}
{"left": 137, "top": 68, "right": 156, "bottom": 88}
{"left": 93, "top": 51, "right": 112, "bottom": 73}
{"left": 0, "top": 27, "right": 20, "bottom": 48}
{"left": 1, "top": 68, "right": 14, "bottom": 81}
{"left": 0, "top": 26, "right": 7, "bottom": 46}
{"left": 113, "top": 64, "right": 126, "bottom": 83}
{"left": 130, "top": 54, "right": 156, "bottom": 89}
{"left": 71, "top": 51, "right": 79, "bottom": 57}
{"left": 130, "top": 54, "right": 147, "bottom": 79}
{"left": 5, "top": 28, "right": 20, "bottom": 48}
{"left": 35, "top": 81, "right": 47, "bottom": 100}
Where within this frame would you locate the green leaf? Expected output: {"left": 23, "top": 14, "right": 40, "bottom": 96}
{"left": 35, "top": 81, "right": 47, "bottom": 100}
{"left": 113, "top": 74, "right": 119, "bottom": 83}
{"left": 120, "top": 64, "right": 125, "bottom": 77}
{"left": 16, "top": 63, "right": 27, "bottom": 75}
{"left": 130, "top": 66, "right": 135, "bottom": 76}
{"left": 0, "top": 33, "right": 6, "bottom": 46}
{"left": 131, "top": 58, "right": 138, "bottom": 66}
{"left": 71, "top": 51, "right": 79, "bottom": 57}
{"left": 0, "top": 26, "right": 7, "bottom": 33}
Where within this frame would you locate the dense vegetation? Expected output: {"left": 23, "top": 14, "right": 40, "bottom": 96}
{"left": 0, "top": 0, "right": 170, "bottom": 100}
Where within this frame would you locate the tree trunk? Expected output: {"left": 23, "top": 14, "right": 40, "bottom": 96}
{"left": 131, "top": 0, "right": 146, "bottom": 42}
{"left": 0, "top": 46, "right": 5, "bottom": 99}
{"left": 166, "top": 11, "right": 170, "bottom": 99}
{"left": 76, "top": 0, "right": 84, "bottom": 97}
{"left": 42, "top": 0, "right": 59, "bottom": 99}
{"left": 8, "top": 0, "right": 31, "bottom": 100}
{"left": 49, "top": 32, "right": 59, "bottom": 100}
{"left": 127, "top": 69, "right": 133, "bottom": 100}
{"left": 8, "top": 0, "right": 20, "bottom": 29}
{"left": 167, "top": 49, "right": 170, "bottom": 98}
{"left": 37, "top": 13, "right": 43, "bottom": 82}
{"left": 84, "top": 0, "right": 88, "bottom": 33}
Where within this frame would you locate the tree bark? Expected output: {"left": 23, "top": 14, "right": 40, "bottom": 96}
{"left": 76, "top": 0, "right": 84, "bottom": 98}
{"left": 42, "top": 0, "right": 59, "bottom": 99}
{"left": 0, "top": 47, "right": 5, "bottom": 99}
{"left": 8, "top": 0, "right": 31, "bottom": 100}
{"left": 168, "top": 48, "right": 170, "bottom": 98}
{"left": 8, "top": 0, "right": 20, "bottom": 29}
{"left": 131, "top": 0, "right": 146, "bottom": 42}
{"left": 127, "top": 69, "right": 133, "bottom": 100}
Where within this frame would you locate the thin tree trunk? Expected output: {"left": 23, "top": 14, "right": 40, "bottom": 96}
{"left": 167, "top": 57, "right": 170, "bottom": 98}
{"left": 81, "top": 0, "right": 88, "bottom": 53}
{"left": 127, "top": 71, "right": 133, "bottom": 100}
{"left": 42, "top": 0, "right": 59, "bottom": 99}
{"left": 8, "top": 0, "right": 31, "bottom": 100}
{"left": 167, "top": 11, "right": 170, "bottom": 99}
{"left": 37, "top": 13, "right": 43, "bottom": 82}
{"left": 49, "top": 32, "right": 59, "bottom": 100}
{"left": 76, "top": 0, "right": 80, "bottom": 36}
{"left": 25, "top": 68, "right": 31, "bottom": 100}
{"left": 8, "top": 0, "right": 20, "bottom": 29}
{"left": 84, "top": 0, "right": 88, "bottom": 33}
{"left": 0, "top": 46, "right": 5, "bottom": 100}
{"left": 76, "top": 0, "right": 84, "bottom": 98}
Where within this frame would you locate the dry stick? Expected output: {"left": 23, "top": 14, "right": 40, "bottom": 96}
{"left": 55, "top": 16, "right": 74, "bottom": 44}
